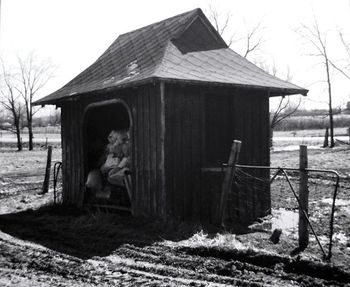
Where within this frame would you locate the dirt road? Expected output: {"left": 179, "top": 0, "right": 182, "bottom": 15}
{"left": 1, "top": 225, "right": 349, "bottom": 286}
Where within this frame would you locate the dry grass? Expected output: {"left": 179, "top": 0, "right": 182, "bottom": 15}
{"left": 271, "top": 146, "right": 350, "bottom": 178}
{"left": 0, "top": 147, "right": 61, "bottom": 176}
{"left": 165, "top": 230, "right": 247, "bottom": 250}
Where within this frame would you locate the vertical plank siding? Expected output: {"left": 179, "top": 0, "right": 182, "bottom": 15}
{"left": 165, "top": 85, "right": 209, "bottom": 221}
{"left": 60, "top": 82, "right": 270, "bottom": 225}
{"left": 61, "top": 100, "right": 84, "bottom": 205}
{"left": 232, "top": 92, "right": 270, "bottom": 224}
{"left": 135, "top": 89, "right": 144, "bottom": 216}
{"left": 164, "top": 85, "right": 270, "bottom": 223}
{"left": 60, "top": 104, "right": 67, "bottom": 203}
{"left": 60, "top": 84, "right": 165, "bottom": 219}
{"left": 159, "top": 83, "right": 166, "bottom": 219}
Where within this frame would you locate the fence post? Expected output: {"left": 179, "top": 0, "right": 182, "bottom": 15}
{"left": 216, "top": 140, "right": 241, "bottom": 227}
{"left": 323, "top": 127, "right": 329, "bottom": 148}
{"left": 299, "top": 145, "right": 309, "bottom": 249}
{"left": 42, "top": 145, "right": 53, "bottom": 194}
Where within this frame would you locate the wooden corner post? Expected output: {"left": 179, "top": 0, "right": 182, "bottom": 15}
{"left": 42, "top": 145, "right": 53, "bottom": 194}
{"left": 323, "top": 127, "right": 329, "bottom": 148}
{"left": 299, "top": 145, "right": 309, "bottom": 249}
{"left": 216, "top": 140, "right": 241, "bottom": 227}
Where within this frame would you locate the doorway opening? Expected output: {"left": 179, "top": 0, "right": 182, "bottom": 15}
{"left": 83, "top": 100, "right": 132, "bottom": 212}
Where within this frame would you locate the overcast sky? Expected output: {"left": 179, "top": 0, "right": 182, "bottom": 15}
{"left": 1, "top": 0, "right": 350, "bottom": 112}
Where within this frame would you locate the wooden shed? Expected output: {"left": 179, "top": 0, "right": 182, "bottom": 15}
{"left": 35, "top": 8, "right": 307, "bottom": 224}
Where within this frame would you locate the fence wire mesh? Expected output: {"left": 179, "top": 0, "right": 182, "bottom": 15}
{"left": 53, "top": 162, "right": 63, "bottom": 205}
{"left": 232, "top": 164, "right": 343, "bottom": 259}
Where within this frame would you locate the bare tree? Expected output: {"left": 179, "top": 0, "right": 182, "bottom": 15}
{"left": 297, "top": 17, "right": 336, "bottom": 147}
{"left": 242, "top": 22, "right": 263, "bottom": 58}
{"left": 269, "top": 96, "right": 302, "bottom": 147}
{"left": 48, "top": 108, "right": 61, "bottom": 126}
{"left": 208, "top": 5, "right": 263, "bottom": 59}
{"left": 15, "top": 53, "right": 53, "bottom": 150}
{"left": 270, "top": 96, "right": 302, "bottom": 130}
{"left": 328, "top": 31, "right": 350, "bottom": 81}
{"left": 265, "top": 63, "right": 302, "bottom": 145}
{"left": 0, "top": 65, "right": 23, "bottom": 151}
{"left": 208, "top": 5, "right": 234, "bottom": 46}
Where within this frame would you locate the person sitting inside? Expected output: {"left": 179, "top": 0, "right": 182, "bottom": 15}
{"left": 86, "top": 129, "right": 130, "bottom": 199}
{"left": 100, "top": 129, "right": 130, "bottom": 186}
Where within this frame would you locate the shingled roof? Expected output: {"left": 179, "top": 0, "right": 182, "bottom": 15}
{"left": 35, "top": 8, "right": 307, "bottom": 105}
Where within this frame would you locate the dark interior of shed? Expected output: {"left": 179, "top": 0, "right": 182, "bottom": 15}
{"left": 83, "top": 102, "right": 132, "bottom": 210}
{"left": 85, "top": 103, "right": 130, "bottom": 170}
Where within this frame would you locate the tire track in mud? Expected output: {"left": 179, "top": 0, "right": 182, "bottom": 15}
{"left": 0, "top": 233, "right": 223, "bottom": 286}
{"left": 180, "top": 246, "right": 350, "bottom": 286}
{"left": 0, "top": 235, "right": 93, "bottom": 286}
{"left": 1, "top": 231, "right": 350, "bottom": 286}
{"left": 0, "top": 235, "right": 144, "bottom": 286}
{"left": 0, "top": 234, "right": 305, "bottom": 286}
{"left": 107, "top": 244, "right": 346, "bottom": 287}
{"left": 0, "top": 234, "right": 227, "bottom": 286}
{"left": 106, "top": 246, "right": 270, "bottom": 286}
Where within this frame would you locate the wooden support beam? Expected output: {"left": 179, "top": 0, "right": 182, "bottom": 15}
{"left": 299, "top": 145, "right": 309, "bottom": 249}
{"left": 216, "top": 140, "right": 241, "bottom": 227}
{"left": 323, "top": 127, "right": 329, "bottom": 148}
{"left": 42, "top": 145, "right": 53, "bottom": 194}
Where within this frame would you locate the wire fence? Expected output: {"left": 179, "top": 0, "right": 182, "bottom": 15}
{"left": 0, "top": 164, "right": 63, "bottom": 203}
{"left": 232, "top": 164, "right": 340, "bottom": 259}
{"left": 52, "top": 161, "right": 63, "bottom": 204}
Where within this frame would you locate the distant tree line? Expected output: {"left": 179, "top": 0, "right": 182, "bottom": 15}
{"left": 273, "top": 114, "right": 350, "bottom": 131}
{"left": 285, "top": 106, "right": 350, "bottom": 117}
{"left": 32, "top": 111, "right": 61, "bottom": 127}
{"left": 0, "top": 110, "right": 60, "bottom": 129}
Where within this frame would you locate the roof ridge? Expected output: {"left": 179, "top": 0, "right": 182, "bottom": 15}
{"left": 118, "top": 8, "right": 201, "bottom": 38}
{"left": 153, "top": 41, "right": 173, "bottom": 77}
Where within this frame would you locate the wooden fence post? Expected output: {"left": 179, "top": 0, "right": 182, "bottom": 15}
{"left": 42, "top": 145, "right": 53, "bottom": 194}
{"left": 299, "top": 145, "right": 309, "bottom": 249}
{"left": 323, "top": 127, "right": 329, "bottom": 148}
{"left": 216, "top": 140, "right": 241, "bottom": 227}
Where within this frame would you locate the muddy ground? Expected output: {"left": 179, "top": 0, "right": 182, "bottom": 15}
{"left": 0, "top": 146, "right": 349, "bottom": 286}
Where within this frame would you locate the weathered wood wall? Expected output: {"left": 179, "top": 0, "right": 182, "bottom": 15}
{"left": 132, "top": 85, "right": 165, "bottom": 218}
{"left": 164, "top": 85, "right": 203, "bottom": 221}
{"left": 60, "top": 100, "right": 85, "bottom": 205}
{"left": 60, "top": 82, "right": 270, "bottom": 225}
{"left": 231, "top": 91, "right": 270, "bottom": 224}
{"left": 60, "top": 84, "right": 166, "bottom": 218}
{"left": 163, "top": 84, "right": 270, "bottom": 224}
